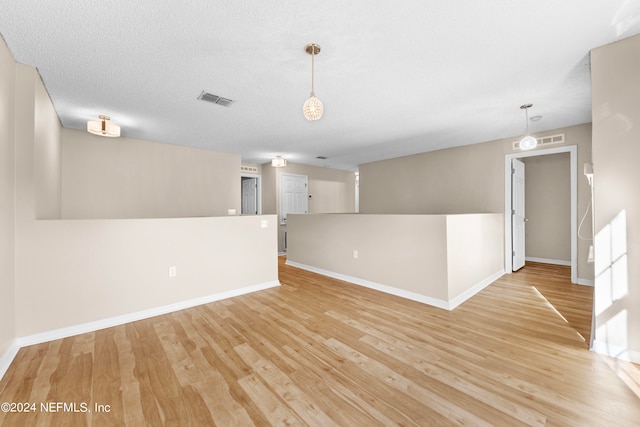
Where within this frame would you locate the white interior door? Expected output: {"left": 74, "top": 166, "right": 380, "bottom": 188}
{"left": 512, "top": 159, "right": 526, "bottom": 271}
{"left": 241, "top": 177, "right": 257, "bottom": 214}
{"left": 280, "top": 174, "right": 308, "bottom": 224}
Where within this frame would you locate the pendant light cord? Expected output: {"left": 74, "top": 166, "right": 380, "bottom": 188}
{"left": 311, "top": 49, "right": 315, "bottom": 94}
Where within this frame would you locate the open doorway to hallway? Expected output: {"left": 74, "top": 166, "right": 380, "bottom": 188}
{"left": 505, "top": 145, "right": 578, "bottom": 283}
{"left": 521, "top": 152, "right": 572, "bottom": 267}
{"left": 241, "top": 175, "right": 262, "bottom": 215}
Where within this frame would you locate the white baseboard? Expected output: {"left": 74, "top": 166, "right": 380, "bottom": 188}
{"left": 0, "top": 339, "right": 21, "bottom": 382}
{"left": 286, "top": 261, "right": 503, "bottom": 311}
{"left": 524, "top": 257, "right": 593, "bottom": 286}
{"left": 591, "top": 339, "right": 640, "bottom": 365}
{"left": 525, "top": 257, "right": 571, "bottom": 266}
{"left": 448, "top": 270, "right": 505, "bottom": 310}
{"left": 575, "top": 278, "right": 594, "bottom": 287}
{"left": 12, "top": 280, "right": 280, "bottom": 352}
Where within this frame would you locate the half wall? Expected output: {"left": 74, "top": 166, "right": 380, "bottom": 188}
{"left": 286, "top": 213, "right": 504, "bottom": 310}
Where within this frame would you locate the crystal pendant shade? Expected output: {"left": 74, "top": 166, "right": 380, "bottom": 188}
{"left": 518, "top": 104, "right": 537, "bottom": 150}
{"left": 519, "top": 135, "right": 537, "bottom": 150}
{"left": 303, "top": 92, "right": 323, "bottom": 121}
{"left": 303, "top": 43, "right": 323, "bottom": 121}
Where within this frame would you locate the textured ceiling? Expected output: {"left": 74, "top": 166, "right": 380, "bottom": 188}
{"left": 2, "top": 1, "right": 640, "bottom": 171}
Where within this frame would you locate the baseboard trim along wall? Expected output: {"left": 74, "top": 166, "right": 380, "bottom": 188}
{"left": 286, "top": 261, "right": 504, "bottom": 311}
{"left": 525, "top": 257, "right": 571, "bottom": 266}
{"left": 592, "top": 339, "right": 640, "bottom": 365}
{"left": 287, "top": 261, "right": 449, "bottom": 310}
{"left": 524, "top": 257, "right": 594, "bottom": 286}
{"left": 0, "top": 339, "right": 21, "bottom": 381}
{"left": 575, "top": 278, "right": 595, "bottom": 287}
{"left": 448, "top": 270, "right": 506, "bottom": 310}
{"left": 0, "top": 280, "right": 280, "bottom": 381}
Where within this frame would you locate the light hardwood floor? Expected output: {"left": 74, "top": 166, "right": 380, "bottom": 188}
{"left": 1, "top": 258, "right": 639, "bottom": 426}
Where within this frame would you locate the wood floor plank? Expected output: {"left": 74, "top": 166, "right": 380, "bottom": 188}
{"left": 45, "top": 337, "right": 93, "bottom": 427}
{"left": 285, "top": 355, "right": 401, "bottom": 427}
{"left": 1, "top": 257, "right": 639, "bottom": 426}
{"left": 91, "top": 328, "right": 125, "bottom": 427}
{"left": 234, "top": 342, "right": 339, "bottom": 427}
{"left": 113, "top": 324, "right": 145, "bottom": 427}
{"left": 358, "top": 328, "right": 547, "bottom": 426}
{"left": 191, "top": 376, "right": 254, "bottom": 427}
{"left": 237, "top": 373, "right": 305, "bottom": 426}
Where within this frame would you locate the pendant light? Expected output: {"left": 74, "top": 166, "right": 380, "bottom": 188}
{"left": 303, "top": 43, "right": 323, "bottom": 121}
{"left": 271, "top": 156, "right": 287, "bottom": 168}
{"left": 87, "top": 115, "right": 120, "bottom": 137}
{"left": 518, "top": 104, "right": 537, "bottom": 150}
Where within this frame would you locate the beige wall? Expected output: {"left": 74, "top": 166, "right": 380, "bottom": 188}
{"left": 0, "top": 37, "right": 16, "bottom": 366}
{"left": 260, "top": 162, "right": 357, "bottom": 252}
{"left": 261, "top": 164, "right": 277, "bottom": 215}
{"left": 360, "top": 141, "right": 504, "bottom": 214}
{"left": 446, "top": 214, "right": 504, "bottom": 300}
{"left": 591, "top": 34, "right": 640, "bottom": 361}
{"left": 6, "top": 55, "right": 279, "bottom": 344}
{"left": 288, "top": 214, "right": 449, "bottom": 300}
{"left": 359, "top": 123, "right": 593, "bottom": 282}
{"left": 34, "top": 78, "right": 61, "bottom": 219}
{"left": 522, "top": 153, "right": 571, "bottom": 262}
{"left": 61, "top": 129, "right": 241, "bottom": 219}
{"left": 15, "top": 216, "right": 278, "bottom": 336}
{"left": 286, "top": 213, "right": 503, "bottom": 308}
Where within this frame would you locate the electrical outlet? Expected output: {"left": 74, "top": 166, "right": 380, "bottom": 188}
{"left": 260, "top": 219, "right": 268, "bottom": 228}
{"left": 168, "top": 266, "right": 177, "bottom": 278}
{"left": 353, "top": 250, "right": 358, "bottom": 259}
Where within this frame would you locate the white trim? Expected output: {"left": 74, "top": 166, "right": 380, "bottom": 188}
{"left": 522, "top": 258, "right": 594, "bottom": 285}
{"left": 448, "top": 270, "right": 506, "bottom": 310}
{"left": 286, "top": 260, "right": 503, "bottom": 311}
{"left": 575, "top": 278, "right": 594, "bottom": 287}
{"left": 286, "top": 260, "right": 449, "bottom": 309}
{"left": 279, "top": 173, "right": 308, "bottom": 225}
{"left": 14, "top": 281, "right": 280, "bottom": 349}
{"left": 0, "top": 339, "right": 21, "bottom": 381}
{"left": 504, "top": 145, "right": 578, "bottom": 284}
{"left": 241, "top": 172, "right": 262, "bottom": 215}
{"left": 1, "top": 280, "right": 280, "bottom": 381}
{"left": 591, "top": 340, "right": 640, "bottom": 365}
{"left": 525, "top": 257, "right": 571, "bottom": 266}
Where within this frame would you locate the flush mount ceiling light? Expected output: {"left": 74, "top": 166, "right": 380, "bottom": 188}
{"left": 87, "top": 115, "right": 120, "bottom": 137}
{"left": 303, "top": 43, "right": 323, "bottom": 121}
{"left": 518, "top": 104, "right": 537, "bottom": 150}
{"left": 271, "top": 156, "right": 287, "bottom": 168}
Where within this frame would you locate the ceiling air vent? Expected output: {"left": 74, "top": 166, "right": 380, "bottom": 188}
{"left": 513, "top": 133, "right": 565, "bottom": 150}
{"left": 198, "top": 91, "right": 234, "bottom": 107}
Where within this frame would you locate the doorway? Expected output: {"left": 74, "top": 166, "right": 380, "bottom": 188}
{"left": 280, "top": 173, "right": 308, "bottom": 225}
{"left": 512, "top": 158, "right": 526, "bottom": 271}
{"left": 504, "top": 145, "right": 578, "bottom": 283}
{"left": 241, "top": 174, "right": 262, "bottom": 215}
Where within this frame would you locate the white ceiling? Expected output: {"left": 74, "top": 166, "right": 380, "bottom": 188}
{"left": 2, "top": 1, "right": 640, "bottom": 171}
